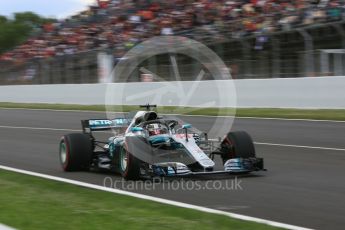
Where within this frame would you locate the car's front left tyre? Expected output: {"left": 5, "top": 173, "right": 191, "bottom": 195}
{"left": 220, "top": 131, "right": 256, "bottom": 163}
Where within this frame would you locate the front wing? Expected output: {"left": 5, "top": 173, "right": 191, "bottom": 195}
{"left": 149, "top": 158, "right": 265, "bottom": 177}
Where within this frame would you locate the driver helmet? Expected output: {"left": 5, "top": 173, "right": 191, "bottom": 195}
{"left": 147, "top": 123, "right": 166, "bottom": 136}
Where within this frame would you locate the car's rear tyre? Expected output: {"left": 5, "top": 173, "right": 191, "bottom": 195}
{"left": 59, "top": 133, "right": 93, "bottom": 171}
{"left": 220, "top": 131, "right": 256, "bottom": 163}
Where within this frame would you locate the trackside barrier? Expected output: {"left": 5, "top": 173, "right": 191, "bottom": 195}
{"left": 0, "top": 77, "right": 345, "bottom": 109}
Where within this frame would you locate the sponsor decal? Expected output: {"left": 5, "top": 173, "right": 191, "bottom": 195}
{"left": 89, "top": 120, "right": 113, "bottom": 126}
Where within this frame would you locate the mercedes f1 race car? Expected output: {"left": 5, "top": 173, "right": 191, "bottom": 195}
{"left": 59, "top": 105, "right": 265, "bottom": 180}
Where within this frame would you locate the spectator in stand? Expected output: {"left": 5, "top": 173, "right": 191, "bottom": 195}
{"left": 1, "top": 0, "right": 344, "bottom": 63}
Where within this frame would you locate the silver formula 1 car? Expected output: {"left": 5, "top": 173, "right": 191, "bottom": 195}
{"left": 59, "top": 105, "right": 265, "bottom": 180}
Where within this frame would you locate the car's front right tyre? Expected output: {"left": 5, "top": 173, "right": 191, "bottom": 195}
{"left": 119, "top": 136, "right": 151, "bottom": 180}
{"left": 119, "top": 146, "right": 141, "bottom": 180}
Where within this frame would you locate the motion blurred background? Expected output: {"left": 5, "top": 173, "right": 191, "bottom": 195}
{"left": 0, "top": 0, "right": 344, "bottom": 84}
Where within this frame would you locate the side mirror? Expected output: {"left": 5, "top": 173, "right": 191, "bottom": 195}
{"left": 182, "top": 124, "right": 192, "bottom": 129}
{"left": 131, "top": 127, "right": 144, "bottom": 132}
{"left": 182, "top": 124, "right": 191, "bottom": 142}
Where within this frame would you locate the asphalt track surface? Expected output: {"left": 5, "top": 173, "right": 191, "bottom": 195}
{"left": 1, "top": 108, "right": 345, "bottom": 230}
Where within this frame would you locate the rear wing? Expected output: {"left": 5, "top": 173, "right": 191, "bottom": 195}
{"left": 81, "top": 118, "right": 130, "bottom": 133}
{"left": 139, "top": 104, "right": 157, "bottom": 111}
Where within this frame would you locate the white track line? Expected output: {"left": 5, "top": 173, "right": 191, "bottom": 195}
{"left": 0, "top": 165, "right": 312, "bottom": 230}
{"left": 0, "top": 107, "right": 124, "bottom": 115}
{"left": 237, "top": 116, "right": 345, "bottom": 123}
{"left": 1, "top": 107, "right": 345, "bottom": 123}
{"left": 0, "top": 224, "right": 16, "bottom": 230}
{"left": 255, "top": 142, "right": 345, "bottom": 152}
{"left": 0, "top": 125, "right": 344, "bottom": 152}
{"left": 0, "top": 125, "right": 79, "bottom": 132}
{"left": 172, "top": 114, "right": 345, "bottom": 123}
{"left": 0, "top": 107, "right": 108, "bottom": 113}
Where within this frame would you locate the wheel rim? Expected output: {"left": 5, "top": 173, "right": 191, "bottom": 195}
{"left": 60, "top": 142, "right": 67, "bottom": 164}
{"left": 120, "top": 148, "right": 128, "bottom": 172}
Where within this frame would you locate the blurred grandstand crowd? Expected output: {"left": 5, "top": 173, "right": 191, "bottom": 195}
{"left": 0, "top": 0, "right": 344, "bottom": 63}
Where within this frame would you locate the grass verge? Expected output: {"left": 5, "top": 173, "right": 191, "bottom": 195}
{"left": 0, "top": 169, "right": 281, "bottom": 230}
{"left": 1, "top": 102, "right": 345, "bottom": 121}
